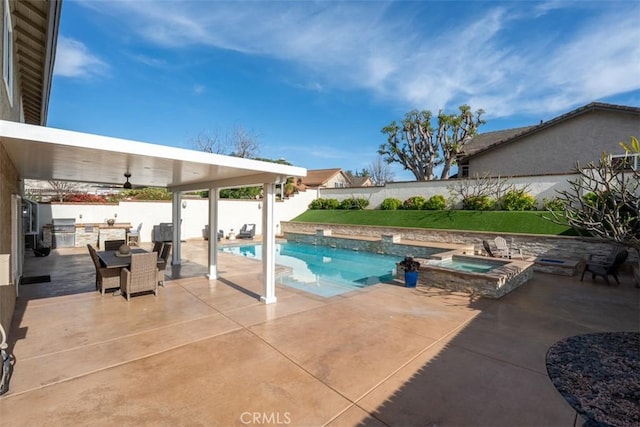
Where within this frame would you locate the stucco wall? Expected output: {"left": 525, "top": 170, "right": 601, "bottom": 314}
{"left": 0, "top": 143, "right": 18, "bottom": 336}
{"left": 37, "top": 189, "right": 318, "bottom": 244}
{"left": 319, "top": 174, "right": 577, "bottom": 209}
{"left": 469, "top": 110, "right": 640, "bottom": 177}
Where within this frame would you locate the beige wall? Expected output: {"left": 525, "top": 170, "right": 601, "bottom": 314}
{"left": 0, "top": 0, "right": 26, "bottom": 337}
{"left": 0, "top": 143, "right": 18, "bottom": 335}
{"left": 325, "top": 173, "right": 350, "bottom": 188}
{"left": 469, "top": 110, "right": 640, "bottom": 177}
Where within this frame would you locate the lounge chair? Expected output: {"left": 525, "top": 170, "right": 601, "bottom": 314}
{"left": 121, "top": 252, "right": 159, "bottom": 301}
{"left": 237, "top": 224, "right": 255, "bottom": 239}
{"left": 580, "top": 248, "right": 629, "bottom": 286}
{"left": 87, "top": 244, "right": 121, "bottom": 295}
{"left": 494, "top": 236, "right": 523, "bottom": 259}
{"left": 482, "top": 240, "right": 495, "bottom": 257}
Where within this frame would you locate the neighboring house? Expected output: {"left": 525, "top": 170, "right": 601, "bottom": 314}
{"left": 0, "top": 0, "right": 61, "bottom": 335}
{"left": 349, "top": 176, "right": 373, "bottom": 187}
{"left": 299, "top": 168, "right": 352, "bottom": 188}
{"left": 457, "top": 102, "right": 640, "bottom": 178}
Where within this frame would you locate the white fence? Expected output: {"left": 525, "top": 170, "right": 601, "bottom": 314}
{"left": 37, "top": 189, "right": 318, "bottom": 243}
{"left": 319, "top": 174, "right": 580, "bottom": 209}
{"left": 35, "top": 173, "right": 584, "bottom": 243}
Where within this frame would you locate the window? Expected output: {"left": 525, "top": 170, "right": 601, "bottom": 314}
{"left": 461, "top": 165, "right": 469, "bottom": 177}
{"left": 3, "top": 0, "right": 13, "bottom": 105}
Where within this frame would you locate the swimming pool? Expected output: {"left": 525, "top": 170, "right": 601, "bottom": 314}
{"left": 220, "top": 242, "right": 403, "bottom": 297}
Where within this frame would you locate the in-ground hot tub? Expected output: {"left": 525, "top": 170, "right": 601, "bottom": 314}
{"left": 414, "top": 254, "right": 534, "bottom": 299}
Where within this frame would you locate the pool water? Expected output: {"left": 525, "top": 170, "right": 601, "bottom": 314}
{"left": 220, "top": 242, "right": 403, "bottom": 297}
{"left": 435, "top": 258, "right": 501, "bottom": 273}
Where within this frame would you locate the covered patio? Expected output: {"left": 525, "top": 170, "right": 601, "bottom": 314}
{"left": 1, "top": 119, "right": 306, "bottom": 304}
{"left": 1, "top": 239, "right": 638, "bottom": 425}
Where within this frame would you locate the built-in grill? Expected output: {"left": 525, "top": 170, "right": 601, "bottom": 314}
{"left": 52, "top": 218, "right": 76, "bottom": 248}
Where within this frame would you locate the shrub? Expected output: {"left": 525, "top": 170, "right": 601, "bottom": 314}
{"left": 122, "top": 187, "right": 172, "bottom": 200}
{"left": 401, "top": 196, "right": 427, "bottom": 210}
{"left": 339, "top": 197, "right": 369, "bottom": 210}
{"left": 380, "top": 198, "right": 402, "bottom": 210}
{"left": 308, "top": 198, "right": 340, "bottom": 209}
{"left": 62, "top": 193, "right": 107, "bottom": 203}
{"left": 462, "top": 195, "right": 494, "bottom": 210}
{"left": 500, "top": 189, "right": 536, "bottom": 211}
{"left": 424, "top": 194, "right": 447, "bottom": 210}
{"left": 543, "top": 197, "right": 565, "bottom": 211}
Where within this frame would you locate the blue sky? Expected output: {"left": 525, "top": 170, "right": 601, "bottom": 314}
{"left": 48, "top": 0, "right": 640, "bottom": 181}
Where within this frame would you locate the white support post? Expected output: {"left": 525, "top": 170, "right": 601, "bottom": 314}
{"left": 208, "top": 188, "right": 219, "bottom": 280}
{"left": 171, "top": 191, "right": 182, "bottom": 265}
{"left": 260, "top": 182, "right": 277, "bottom": 304}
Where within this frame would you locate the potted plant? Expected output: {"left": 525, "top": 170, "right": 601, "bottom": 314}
{"left": 398, "top": 256, "right": 421, "bottom": 288}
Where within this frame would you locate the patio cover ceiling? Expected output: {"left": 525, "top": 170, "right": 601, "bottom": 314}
{"left": 1, "top": 120, "right": 306, "bottom": 191}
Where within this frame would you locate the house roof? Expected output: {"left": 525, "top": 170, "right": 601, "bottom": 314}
{"left": 350, "top": 176, "right": 372, "bottom": 187}
{"left": 458, "top": 102, "right": 640, "bottom": 162}
{"left": 12, "top": 0, "right": 61, "bottom": 126}
{"left": 300, "top": 168, "right": 350, "bottom": 187}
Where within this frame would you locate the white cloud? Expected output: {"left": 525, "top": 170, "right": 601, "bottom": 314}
{"left": 193, "top": 84, "right": 206, "bottom": 95}
{"left": 54, "top": 36, "right": 108, "bottom": 78}
{"left": 81, "top": 1, "right": 640, "bottom": 118}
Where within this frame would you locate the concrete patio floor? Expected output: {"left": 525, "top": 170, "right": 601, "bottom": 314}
{"left": 1, "top": 239, "right": 638, "bottom": 426}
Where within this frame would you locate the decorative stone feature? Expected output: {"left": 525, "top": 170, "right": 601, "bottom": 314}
{"left": 285, "top": 232, "right": 468, "bottom": 258}
{"left": 415, "top": 255, "right": 534, "bottom": 299}
{"left": 316, "top": 229, "right": 332, "bottom": 236}
{"left": 281, "top": 221, "right": 638, "bottom": 265}
{"left": 382, "top": 234, "right": 401, "bottom": 243}
{"left": 534, "top": 257, "right": 584, "bottom": 276}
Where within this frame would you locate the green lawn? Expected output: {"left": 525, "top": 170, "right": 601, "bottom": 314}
{"left": 291, "top": 210, "right": 578, "bottom": 235}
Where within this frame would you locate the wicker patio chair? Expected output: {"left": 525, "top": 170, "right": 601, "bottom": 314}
{"left": 157, "top": 242, "right": 172, "bottom": 287}
{"left": 120, "top": 252, "right": 159, "bottom": 301}
{"left": 87, "top": 244, "right": 121, "bottom": 295}
{"left": 151, "top": 241, "right": 163, "bottom": 255}
{"left": 104, "top": 239, "right": 125, "bottom": 251}
{"left": 237, "top": 223, "right": 255, "bottom": 239}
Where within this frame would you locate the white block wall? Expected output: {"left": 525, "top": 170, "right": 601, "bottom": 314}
{"left": 39, "top": 189, "right": 318, "bottom": 243}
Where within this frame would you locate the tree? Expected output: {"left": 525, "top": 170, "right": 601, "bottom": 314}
{"left": 437, "top": 105, "right": 485, "bottom": 179}
{"left": 368, "top": 156, "right": 395, "bottom": 185}
{"left": 47, "top": 180, "right": 81, "bottom": 202}
{"left": 192, "top": 125, "right": 261, "bottom": 158}
{"left": 546, "top": 137, "right": 639, "bottom": 285}
{"left": 229, "top": 126, "right": 261, "bottom": 158}
{"left": 378, "top": 105, "right": 484, "bottom": 181}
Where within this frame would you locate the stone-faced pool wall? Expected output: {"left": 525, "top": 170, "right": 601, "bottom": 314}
{"left": 282, "top": 221, "right": 637, "bottom": 265}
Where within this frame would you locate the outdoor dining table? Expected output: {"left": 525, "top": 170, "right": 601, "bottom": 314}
{"left": 545, "top": 332, "right": 640, "bottom": 427}
{"left": 96, "top": 248, "right": 150, "bottom": 269}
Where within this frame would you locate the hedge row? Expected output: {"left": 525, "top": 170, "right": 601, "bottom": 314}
{"left": 310, "top": 191, "right": 566, "bottom": 211}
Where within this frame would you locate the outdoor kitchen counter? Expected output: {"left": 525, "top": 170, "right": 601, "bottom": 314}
{"left": 43, "top": 223, "right": 132, "bottom": 249}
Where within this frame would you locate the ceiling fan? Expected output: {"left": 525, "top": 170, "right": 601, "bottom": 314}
{"left": 123, "top": 172, "right": 133, "bottom": 189}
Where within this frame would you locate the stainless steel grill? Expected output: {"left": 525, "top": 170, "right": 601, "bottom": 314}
{"left": 52, "top": 218, "right": 76, "bottom": 248}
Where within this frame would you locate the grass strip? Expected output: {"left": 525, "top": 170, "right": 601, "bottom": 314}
{"left": 291, "top": 210, "right": 577, "bottom": 236}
